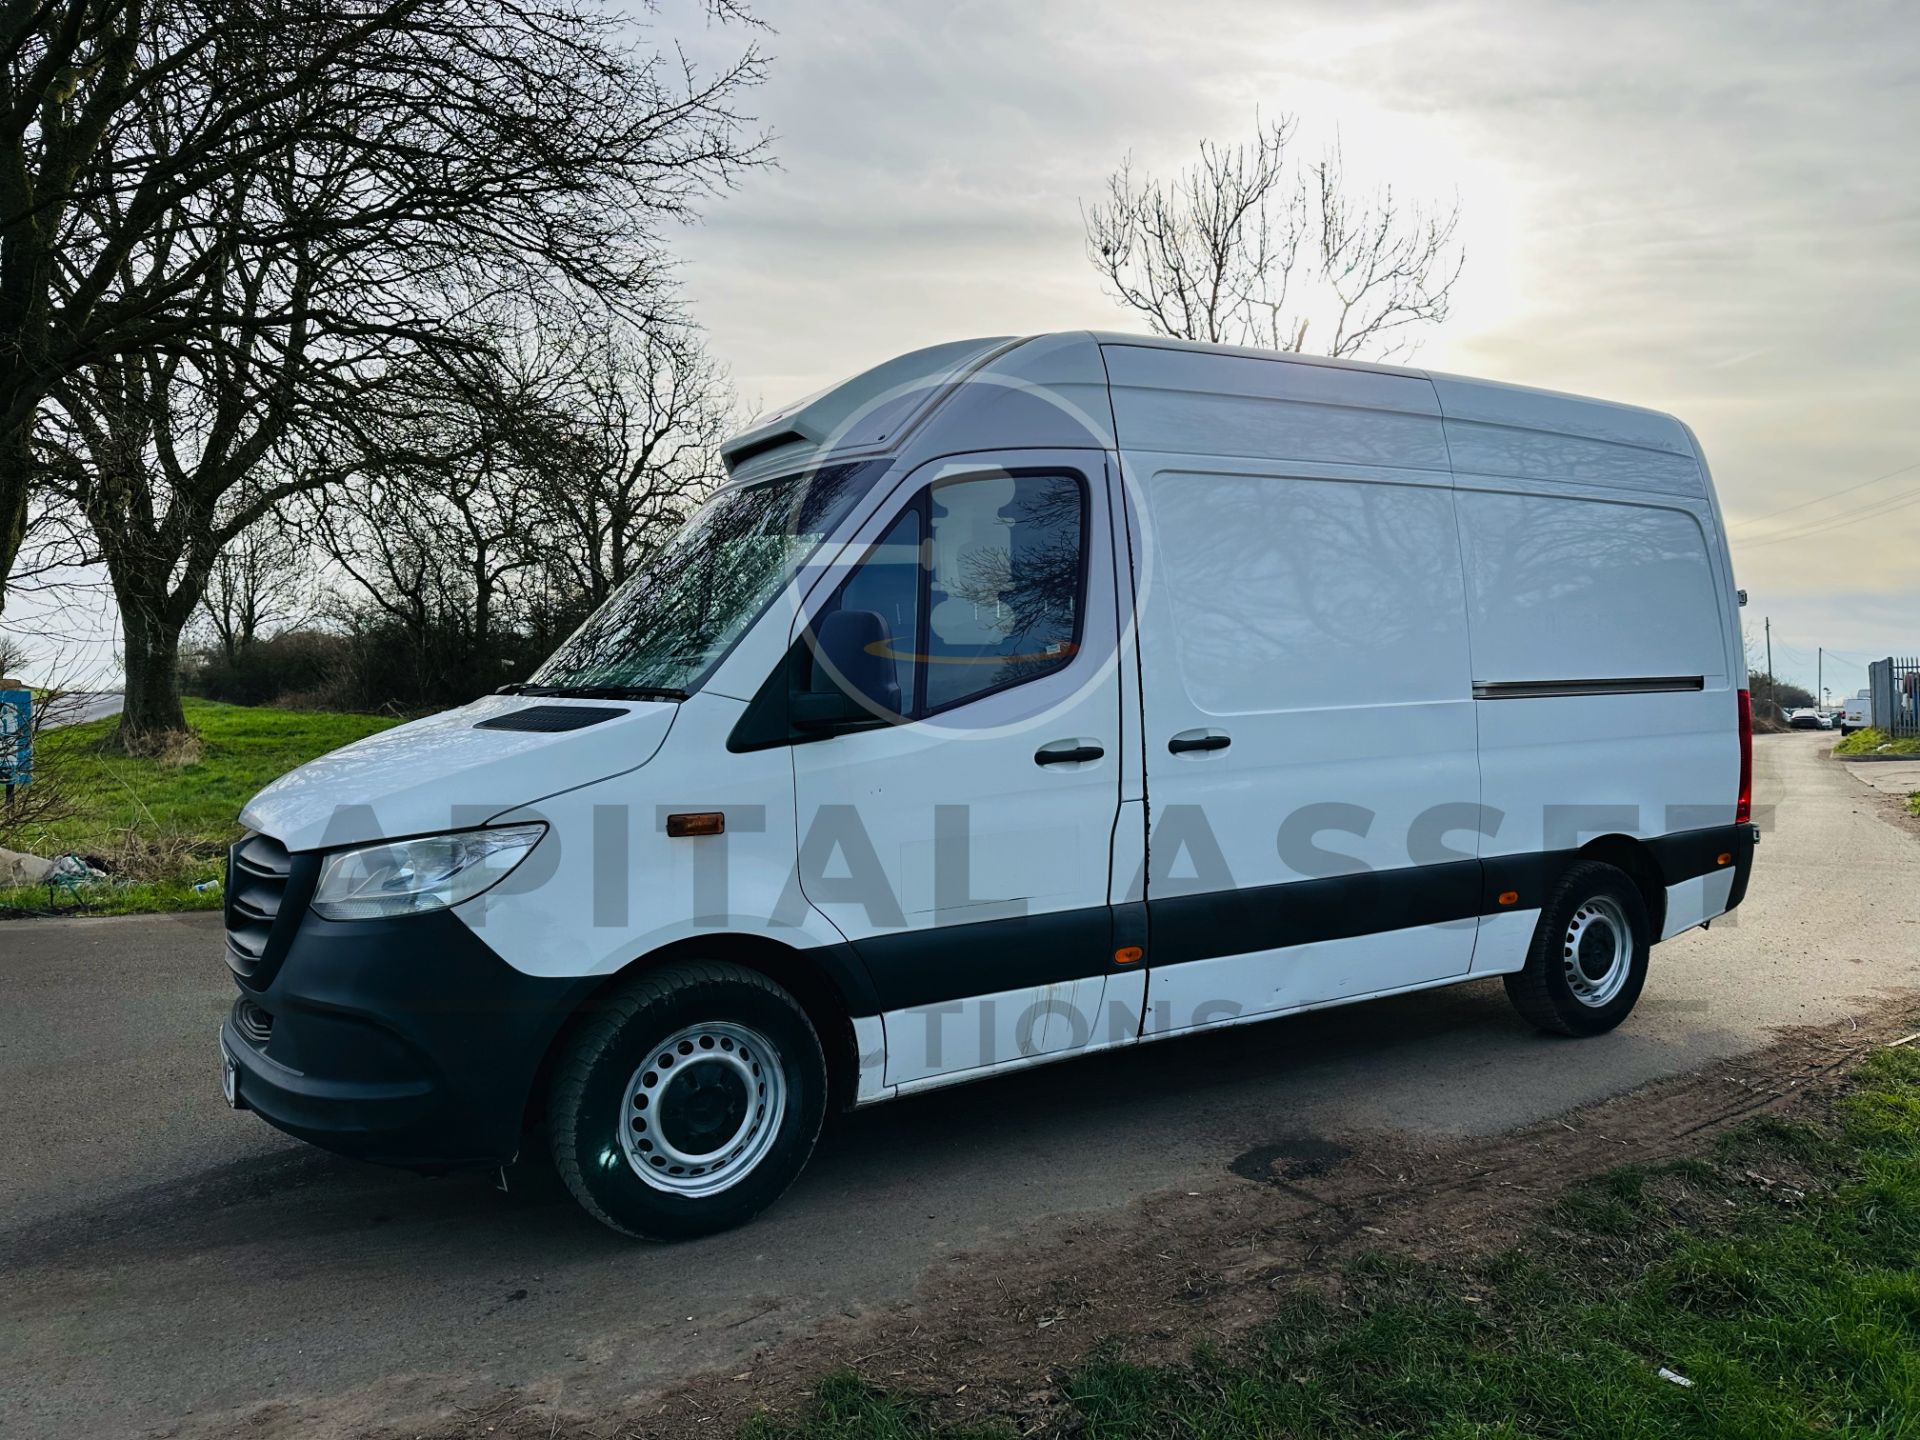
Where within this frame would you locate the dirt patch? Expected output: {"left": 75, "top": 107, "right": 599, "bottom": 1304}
{"left": 1864, "top": 777, "right": 1920, "bottom": 844}
{"left": 271, "top": 1001, "right": 1920, "bottom": 1440}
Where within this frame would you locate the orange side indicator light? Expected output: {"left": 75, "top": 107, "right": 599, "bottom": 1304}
{"left": 1716, "top": 852, "right": 1733, "bottom": 866}
{"left": 666, "top": 812, "right": 726, "bottom": 838}
{"left": 1113, "top": 946, "right": 1144, "bottom": 965}
{"left": 1497, "top": 890, "right": 1520, "bottom": 906}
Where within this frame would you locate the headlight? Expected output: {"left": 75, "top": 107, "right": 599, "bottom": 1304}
{"left": 311, "top": 824, "right": 546, "bottom": 921}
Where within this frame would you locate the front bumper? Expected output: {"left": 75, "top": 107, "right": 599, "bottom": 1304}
{"left": 221, "top": 903, "right": 595, "bottom": 1170}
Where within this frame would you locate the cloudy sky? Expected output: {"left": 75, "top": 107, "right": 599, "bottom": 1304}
{"left": 671, "top": 0, "right": 1919, "bottom": 703}
{"left": 14, "top": 0, "right": 1916, "bottom": 702}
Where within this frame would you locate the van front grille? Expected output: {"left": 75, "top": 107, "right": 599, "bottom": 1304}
{"left": 225, "top": 833, "right": 293, "bottom": 985}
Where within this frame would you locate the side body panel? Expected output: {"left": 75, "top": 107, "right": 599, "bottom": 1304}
{"left": 1431, "top": 374, "right": 1745, "bottom": 969}
{"left": 1102, "top": 343, "right": 1485, "bottom": 1033}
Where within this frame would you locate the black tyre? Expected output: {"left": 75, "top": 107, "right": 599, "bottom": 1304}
{"left": 547, "top": 961, "right": 827, "bottom": 1240}
{"left": 1503, "top": 860, "right": 1651, "bottom": 1037}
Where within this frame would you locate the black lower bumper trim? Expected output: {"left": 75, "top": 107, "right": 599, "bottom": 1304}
{"left": 223, "top": 908, "right": 596, "bottom": 1169}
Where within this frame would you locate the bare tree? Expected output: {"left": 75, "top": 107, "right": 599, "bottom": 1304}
{"left": 302, "top": 304, "right": 735, "bottom": 707}
{"left": 199, "top": 512, "right": 307, "bottom": 662}
{"left": 1084, "top": 116, "right": 1464, "bottom": 360}
{"left": 305, "top": 346, "right": 557, "bottom": 702}
{"left": 22, "top": 0, "right": 768, "bottom": 747}
{"left": 0, "top": 0, "right": 768, "bottom": 619}
{"left": 530, "top": 316, "right": 734, "bottom": 612}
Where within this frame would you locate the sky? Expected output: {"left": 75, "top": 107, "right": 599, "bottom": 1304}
{"left": 670, "top": 0, "right": 1920, "bottom": 705}
{"left": 12, "top": 0, "right": 1918, "bottom": 703}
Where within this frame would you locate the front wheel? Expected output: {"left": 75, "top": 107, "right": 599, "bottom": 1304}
{"left": 547, "top": 961, "right": 827, "bottom": 1240}
{"left": 1504, "top": 860, "right": 1651, "bottom": 1037}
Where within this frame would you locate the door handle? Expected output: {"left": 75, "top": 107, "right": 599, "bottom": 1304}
{"left": 1035, "top": 743, "right": 1105, "bottom": 766}
{"left": 1168, "top": 732, "right": 1231, "bottom": 754}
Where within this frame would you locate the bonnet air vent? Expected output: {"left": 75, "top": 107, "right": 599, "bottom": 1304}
{"left": 474, "top": 705, "right": 629, "bottom": 733}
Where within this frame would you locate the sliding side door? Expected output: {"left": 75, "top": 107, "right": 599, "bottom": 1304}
{"left": 1104, "top": 345, "right": 1485, "bottom": 1037}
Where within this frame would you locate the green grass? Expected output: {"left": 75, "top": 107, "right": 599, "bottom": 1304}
{"left": 1907, "top": 793, "right": 1920, "bottom": 819}
{"left": 0, "top": 698, "right": 397, "bottom": 917}
{"left": 746, "top": 1046, "right": 1920, "bottom": 1440}
{"left": 1835, "top": 727, "right": 1920, "bottom": 757}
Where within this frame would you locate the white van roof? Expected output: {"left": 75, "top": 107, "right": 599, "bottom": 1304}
{"left": 720, "top": 331, "right": 1707, "bottom": 498}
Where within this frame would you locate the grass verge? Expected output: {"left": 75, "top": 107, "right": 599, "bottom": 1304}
{"left": 1835, "top": 727, "right": 1920, "bottom": 757}
{"left": 746, "top": 1045, "right": 1920, "bottom": 1439}
{"left": 0, "top": 698, "right": 397, "bottom": 917}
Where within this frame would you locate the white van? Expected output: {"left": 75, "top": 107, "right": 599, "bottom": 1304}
{"left": 1840, "top": 691, "right": 1870, "bottom": 735}
{"left": 220, "top": 333, "right": 1758, "bottom": 1239}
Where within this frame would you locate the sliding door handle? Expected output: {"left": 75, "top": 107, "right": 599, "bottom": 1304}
{"left": 1168, "top": 731, "right": 1231, "bottom": 755}
{"left": 1035, "top": 742, "right": 1105, "bottom": 766}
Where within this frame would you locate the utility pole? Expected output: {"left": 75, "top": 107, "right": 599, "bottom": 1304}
{"left": 1766, "top": 617, "right": 1774, "bottom": 717}
{"left": 1818, "top": 647, "right": 1823, "bottom": 712}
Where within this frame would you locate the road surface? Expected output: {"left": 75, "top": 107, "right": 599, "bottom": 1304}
{"left": 2, "top": 731, "right": 1916, "bottom": 1438}
{"left": 37, "top": 690, "right": 124, "bottom": 730}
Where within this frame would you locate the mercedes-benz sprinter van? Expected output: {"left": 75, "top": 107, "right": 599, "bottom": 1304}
{"left": 219, "top": 333, "right": 1758, "bottom": 1239}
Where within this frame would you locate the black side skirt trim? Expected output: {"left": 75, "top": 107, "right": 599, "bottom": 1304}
{"left": 842, "top": 823, "right": 1752, "bottom": 1012}
{"left": 1148, "top": 859, "right": 1481, "bottom": 967}
{"left": 854, "top": 906, "right": 1112, "bottom": 1011}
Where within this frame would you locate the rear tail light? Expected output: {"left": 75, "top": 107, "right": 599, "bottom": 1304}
{"left": 1736, "top": 688, "right": 1753, "bottom": 824}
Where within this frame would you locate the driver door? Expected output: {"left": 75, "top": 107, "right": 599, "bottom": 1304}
{"left": 790, "top": 451, "right": 1131, "bottom": 1089}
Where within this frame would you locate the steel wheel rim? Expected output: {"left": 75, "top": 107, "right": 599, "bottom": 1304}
{"left": 618, "top": 1022, "right": 786, "bottom": 1197}
{"left": 1563, "top": 895, "right": 1632, "bottom": 1008}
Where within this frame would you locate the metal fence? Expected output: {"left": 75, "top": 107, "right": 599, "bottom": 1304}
{"left": 1868, "top": 656, "right": 1920, "bottom": 738}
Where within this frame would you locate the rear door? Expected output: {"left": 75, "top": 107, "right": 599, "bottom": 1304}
{"left": 789, "top": 450, "right": 1132, "bottom": 1087}
{"left": 1104, "top": 345, "right": 1484, "bottom": 1037}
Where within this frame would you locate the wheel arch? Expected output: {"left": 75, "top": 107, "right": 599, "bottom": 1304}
{"left": 524, "top": 933, "right": 874, "bottom": 1134}
{"left": 1575, "top": 834, "right": 1668, "bottom": 938}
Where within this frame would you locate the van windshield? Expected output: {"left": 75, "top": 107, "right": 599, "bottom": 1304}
{"left": 526, "top": 460, "right": 886, "bottom": 697}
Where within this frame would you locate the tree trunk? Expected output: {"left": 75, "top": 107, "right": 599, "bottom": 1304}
{"left": 0, "top": 421, "right": 33, "bottom": 617}
{"left": 114, "top": 611, "right": 190, "bottom": 751}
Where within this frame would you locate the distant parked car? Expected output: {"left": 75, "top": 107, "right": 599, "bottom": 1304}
{"left": 1788, "top": 709, "right": 1825, "bottom": 731}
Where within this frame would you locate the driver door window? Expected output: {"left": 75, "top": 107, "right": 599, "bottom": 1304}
{"left": 820, "top": 472, "right": 1087, "bottom": 719}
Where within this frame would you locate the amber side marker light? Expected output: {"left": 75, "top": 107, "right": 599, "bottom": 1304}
{"left": 1717, "top": 851, "right": 1733, "bottom": 866}
{"left": 666, "top": 812, "right": 725, "bottom": 838}
{"left": 1497, "top": 890, "right": 1520, "bottom": 906}
{"left": 1114, "top": 946, "right": 1144, "bottom": 965}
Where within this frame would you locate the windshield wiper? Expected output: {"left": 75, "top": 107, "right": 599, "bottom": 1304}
{"left": 498, "top": 682, "right": 690, "bottom": 703}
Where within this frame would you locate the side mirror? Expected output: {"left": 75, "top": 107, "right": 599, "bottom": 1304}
{"left": 790, "top": 609, "right": 902, "bottom": 730}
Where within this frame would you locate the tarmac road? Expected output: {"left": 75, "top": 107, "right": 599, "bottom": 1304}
{"left": 2, "top": 731, "right": 1916, "bottom": 1438}
{"left": 36, "top": 690, "right": 124, "bottom": 730}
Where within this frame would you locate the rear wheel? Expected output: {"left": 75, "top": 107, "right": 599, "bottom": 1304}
{"left": 547, "top": 961, "right": 827, "bottom": 1240}
{"left": 1504, "top": 860, "right": 1651, "bottom": 1037}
